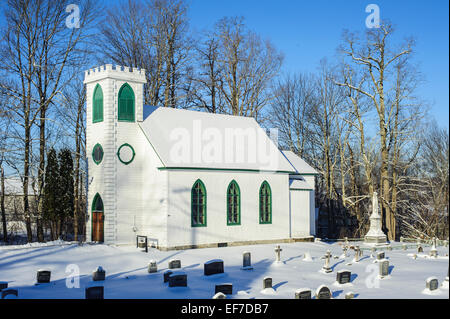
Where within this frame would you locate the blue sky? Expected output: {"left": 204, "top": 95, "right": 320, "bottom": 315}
{"left": 188, "top": 0, "right": 449, "bottom": 129}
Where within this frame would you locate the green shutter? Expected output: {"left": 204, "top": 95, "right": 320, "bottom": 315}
{"left": 93, "top": 84, "right": 103, "bottom": 123}
{"left": 118, "top": 83, "right": 135, "bottom": 122}
{"left": 259, "top": 181, "right": 272, "bottom": 224}
{"left": 227, "top": 180, "right": 241, "bottom": 226}
{"left": 191, "top": 179, "right": 207, "bottom": 227}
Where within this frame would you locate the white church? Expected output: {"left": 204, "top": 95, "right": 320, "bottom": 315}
{"left": 84, "top": 65, "right": 318, "bottom": 250}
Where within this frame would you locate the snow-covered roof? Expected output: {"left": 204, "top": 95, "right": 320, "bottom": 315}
{"left": 289, "top": 179, "right": 313, "bottom": 190}
{"left": 140, "top": 106, "right": 296, "bottom": 173}
{"left": 281, "top": 150, "right": 319, "bottom": 175}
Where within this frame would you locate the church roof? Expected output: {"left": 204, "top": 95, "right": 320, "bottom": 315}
{"left": 281, "top": 150, "right": 319, "bottom": 175}
{"left": 289, "top": 179, "right": 313, "bottom": 190}
{"left": 140, "top": 106, "right": 296, "bottom": 173}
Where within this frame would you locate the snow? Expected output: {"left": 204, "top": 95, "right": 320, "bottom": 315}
{"left": 0, "top": 241, "right": 448, "bottom": 299}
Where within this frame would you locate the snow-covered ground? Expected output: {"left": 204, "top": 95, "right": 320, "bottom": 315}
{"left": 0, "top": 240, "right": 448, "bottom": 299}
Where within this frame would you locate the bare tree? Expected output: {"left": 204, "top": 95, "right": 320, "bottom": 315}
{"left": 0, "top": 0, "right": 97, "bottom": 242}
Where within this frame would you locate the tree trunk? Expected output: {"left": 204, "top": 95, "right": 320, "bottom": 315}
{"left": 1, "top": 166, "right": 7, "bottom": 243}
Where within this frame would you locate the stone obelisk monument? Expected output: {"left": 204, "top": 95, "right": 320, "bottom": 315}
{"left": 364, "top": 192, "right": 387, "bottom": 244}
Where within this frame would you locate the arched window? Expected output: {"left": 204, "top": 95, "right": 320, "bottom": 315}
{"left": 227, "top": 180, "right": 241, "bottom": 225}
{"left": 92, "top": 84, "right": 103, "bottom": 123}
{"left": 191, "top": 179, "right": 207, "bottom": 227}
{"left": 259, "top": 181, "right": 272, "bottom": 224}
{"left": 118, "top": 83, "right": 135, "bottom": 122}
{"left": 91, "top": 193, "right": 104, "bottom": 242}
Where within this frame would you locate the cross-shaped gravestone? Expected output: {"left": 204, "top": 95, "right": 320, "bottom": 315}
{"left": 275, "top": 245, "right": 282, "bottom": 263}
{"left": 322, "top": 250, "right": 332, "bottom": 273}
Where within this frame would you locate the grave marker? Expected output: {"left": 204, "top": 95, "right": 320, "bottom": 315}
{"left": 426, "top": 277, "right": 438, "bottom": 291}
{"left": 169, "top": 259, "right": 181, "bottom": 269}
{"left": 379, "top": 260, "right": 389, "bottom": 278}
{"left": 1, "top": 289, "right": 18, "bottom": 299}
{"left": 0, "top": 282, "right": 7, "bottom": 290}
{"left": 336, "top": 270, "right": 351, "bottom": 284}
{"left": 263, "top": 277, "right": 272, "bottom": 289}
{"left": 204, "top": 259, "right": 224, "bottom": 276}
{"left": 322, "top": 250, "right": 332, "bottom": 273}
{"left": 241, "top": 251, "right": 253, "bottom": 270}
{"left": 274, "top": 245, "right": 282, "bottom": 262}
{"left": 212, "top": 292, "right": 227, "bottom": 299}
{"left": 315, "top": 285, "right": 332, "bottom": 299}
{"left": 85, "top": 286, "right": 104, "bottom": 299}
{"left": 215, "top": 283, "right": 232, "bottom": 295}
{"left": 148, "top": 260, "right": 158, "bottom": 273}
{"left": 36, "top": 269, "right": 51, "bottom": 283}
{"left": 295, "top": 288, "right": 312, "bottom": 299}
{"left": 92, "top": 266, "right": 105, "bottom": 281}
{"left": 168, "top": 271, "right": 187, "bottom": 287}
{"left": 163, "top": 270, "right": 173, "bottom": 283}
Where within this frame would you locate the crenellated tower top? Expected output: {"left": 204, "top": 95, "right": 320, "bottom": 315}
{"left": 84, "top": 64, "right": 146, "bottom": 85}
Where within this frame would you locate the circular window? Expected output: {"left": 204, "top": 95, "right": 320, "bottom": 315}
{"left": 92, "top": 144, "right": 104, "bottom": 165}
{"left": 117, "top": 143, "right": 135, "bottom": 165}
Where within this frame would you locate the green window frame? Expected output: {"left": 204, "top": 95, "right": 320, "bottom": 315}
{"left": 118, "top": 83, "right": 135, "bottom": 122}
{"left": 259, "top": 181, "right": 272, "bottom": 224}
{"left": 92, "top": 84, "right": 103, "bottom": 123}
{"left": 191, "top": 179, "right": 207, "bottom": 227}
{"left": 227, "top": 180, "right": 241, "bottom": 225}
{"left": 117, "top": 143, "right": 135, "bottom": 165}
{"left": 92, "top": 193, "right": 104, "bottom": 212}
{"left": 92, "top": 143, "right": 104, "bottom": 165}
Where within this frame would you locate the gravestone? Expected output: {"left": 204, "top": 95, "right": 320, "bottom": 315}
{"left": 263, "top": 277, "right": 272, "bottom": 289}
{"left": 354, "top": 246, "right": 360, "bottom": 262}
{"left": 336, "top": 270, "right": 351, "bottom": 284}
{"left": 85, "top": 286, "right": 104, "bottom": 299}
{"left": 215, "top": 283, "right": 233, "bottom": 295}
{"left": 241, "top": 251, "right": 253, "bottom": 270}
{"left": 402, "top": 244, "right": 407, "bottom": 250}
{"left": 417, "top": 245, "right": 423, "bottom": 253}
{"left": 295, "top": 288, "right": 312, "bottom": 299}
{"left": 426, "top": 277, "right": 438, "bottom": 291}
{"left": 0, "top": 282, "right": 8, "bottom": 290}
{"left": 274, "top": 245, "right": 282, "bottom": 262}
{"left": 204, "top": 259, "right": 224, "bottom": 276}
{"left": 163, "top": 270, "right": 173, "bottom": 283}
{"left": 387, "top": 245, "right": 393, "bottom": 251}
{"left": 168, "top": 271, "right": 187, "bottom": 287}
{"left": 169, "top": 259, "right": 181, "bottom": 269}
{"left": 379, "top": 260, "right": 389, "bottom": 278}
{"left": 315, "top": 285, "right": 332, "bottom": 299}
{"left": 92, "top": 266, "right": 105, "bottom": 281}
{"left": 1, "top": 289, "right": 18, "bottom": 299}
{"left": 148, "top": 260, "right": 158, "bottom": 273}
{"left": 345, "top": 292, "right": 355, "bottom": 299}
{"left": 377, "top": 252, "right": 385, "bottom": 260}
{"left": 212, "top": 292, "right": 227, "bottom": 299}
{"left": 36, "top": 270, "right": 51, "bottom": 283}
{"left": 429, "top": 239, "right": 438, "bottom": 258}
{"left": 322, "top": 250, "right": 332, "bottom": 273}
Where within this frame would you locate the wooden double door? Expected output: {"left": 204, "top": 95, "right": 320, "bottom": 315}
{"left": 92, "top": 211, "right": 104, "bottom": 242}
{"left": 92, "top": 194, "right": 104, "bottom": 242}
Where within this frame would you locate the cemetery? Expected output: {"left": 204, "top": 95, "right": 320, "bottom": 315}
{"left": 0, "top": 238, "right": 448, "bottom": 299}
